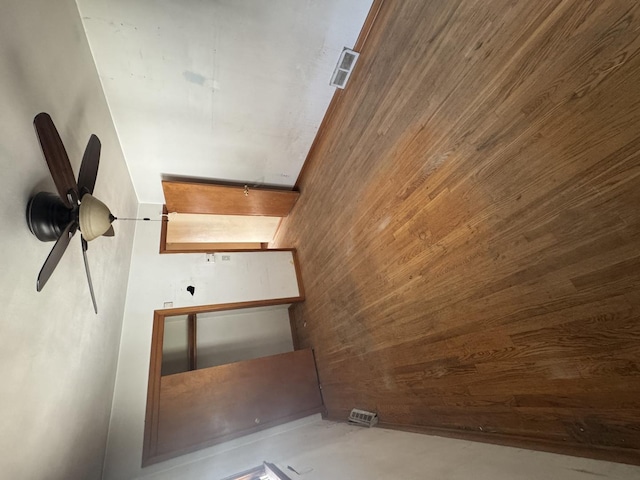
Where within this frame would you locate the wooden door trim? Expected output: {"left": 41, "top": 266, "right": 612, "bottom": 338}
{"left": 288, "top": 305, "right": 300, "bottom": 351}
{"left": 291, "top": 249, "right": 305, "bottom": 301}
{"left": 155, "top": 294, "right": 305, "bottom": 318}
{"left": 143, "top": 296, "right": 306, "bottom": 467}
{"left": 143, "top": 311, "right": 164, "bottom": 462}
{"left": 159, "top": 205, "right": 169, "bottom": 253}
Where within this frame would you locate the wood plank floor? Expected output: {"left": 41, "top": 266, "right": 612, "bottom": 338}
{"left": 272, "top": 0, "right": 640, "bottom": 464}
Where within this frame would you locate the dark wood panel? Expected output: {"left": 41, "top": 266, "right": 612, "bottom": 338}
{"left": 143, "top": 296, "right": 308, "bottom": 466}
{"left": 143, "top": 312, "right": 164, "bottom": 462}
{"left": 156, "top": 349, "right": 323, "bottom": 457}
{"left": 273, "top": 0, "right": 640, "bottom": 465}
{"left": 187, "top": 314, "right": 197, "bottom": 371}
{"left": 162, "top": 181, "right": 299, "bottom": 216}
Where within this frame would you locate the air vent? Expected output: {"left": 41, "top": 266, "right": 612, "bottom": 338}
{"left": 348, "top": 408, "right": 378, "bottom": 427}
{"left": 330, "top": 48, "right": 360, "bottom": 89}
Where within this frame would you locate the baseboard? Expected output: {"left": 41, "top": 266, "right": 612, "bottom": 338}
{"left": 376, "top": 422, "right": 640, "bottom": 467}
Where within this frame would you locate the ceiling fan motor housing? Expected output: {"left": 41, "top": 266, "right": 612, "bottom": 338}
{"left": 27, "top": 192, "right": 75, "bottom": 242}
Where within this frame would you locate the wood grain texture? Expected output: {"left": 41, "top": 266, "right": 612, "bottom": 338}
{"left": 143, "top": 295, "right": 308, "bottom": 465}
{"left": 155, "top": 294, "right": 304, "bottom": 321}
{"left": 143, "top": 312, "right": 165, "bottom": 464}
{"left": 273, "top": 0, "right": 640, "bottom": 465}
{"left": 163, "top": 242, "right": 265, "bottom": 252}
{"left": 155, "top": 350, "right": 323, "bottom": 459}
{"left": 162, "top": 181, "right": 299, "bottom": 216}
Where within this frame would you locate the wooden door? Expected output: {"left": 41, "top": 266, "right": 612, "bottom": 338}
{"left": 162, "top": 181, "right": 299, "bottom": 216}
{"left": 145, "top": 349, "right": 323, "bottom": 464}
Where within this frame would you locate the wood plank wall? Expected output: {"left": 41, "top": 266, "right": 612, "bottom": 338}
{"left": 272, "top": 0, "right": 640, "bottom": 465}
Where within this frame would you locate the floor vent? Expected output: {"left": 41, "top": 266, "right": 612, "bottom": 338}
{"left": 348, "top": 408, "right": 378, "bottom": 427}
{"left": 330, "top": 48, "right": 360, "bottom": 89}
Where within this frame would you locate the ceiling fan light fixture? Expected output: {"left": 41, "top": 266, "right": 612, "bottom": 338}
{"left": 79, "top": 194, "right": 113, "bottom": 241}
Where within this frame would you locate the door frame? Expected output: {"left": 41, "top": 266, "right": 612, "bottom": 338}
{"left": 159, "top": 205, "right": 290, "bottom": 253}
{"left": 143, "top": 294, "right": 308, "bottom": 466}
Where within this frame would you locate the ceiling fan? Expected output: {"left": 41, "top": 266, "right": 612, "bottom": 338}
{"left": 27, "top": 112, "right": 115, "bottom": 314}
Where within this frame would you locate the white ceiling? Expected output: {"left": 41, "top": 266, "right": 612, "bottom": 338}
{"left": 0, "top": 1, "right": 138, "bottom": 478}
{"left": 77, "top": 0, "right": 373, "bottom": 203}
{"left": 0, "top": 2, "right": 371, "bottom": 477}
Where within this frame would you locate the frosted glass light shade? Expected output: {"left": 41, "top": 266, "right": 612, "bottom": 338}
{"left": 79, "top": 194, "right": 113, "bottom": 241}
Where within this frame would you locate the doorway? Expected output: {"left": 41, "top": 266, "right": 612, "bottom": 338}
{"left": 143, "top": 298, "right": 323, "bottom": 466}
{"left": 160, "top": 180, "right": 299, "bottom": 253}
{"left": 161, "top": 305, "right": 295, "bottom": 375}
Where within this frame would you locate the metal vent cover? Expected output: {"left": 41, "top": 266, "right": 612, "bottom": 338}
{"left": 330, "top": 48, "right": 360, "bottom": 89}
{"left": 348, "top": 408, "right": 378, "bottom": 427}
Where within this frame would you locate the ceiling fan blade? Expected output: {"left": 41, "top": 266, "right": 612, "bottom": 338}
{"left": 81, "top": 237, "right": 98, "bottom": 314}
{"left": 33, "top": 113, "right": 79, "bottom": 208}
{"left": 77, "top": 134, "right": 101, "bottom": 198}
{"left": 103, "top": 225, "right": 115, "bottom": 237}
{"left": 36, "top": 221, "right": 77, "bottom": 292}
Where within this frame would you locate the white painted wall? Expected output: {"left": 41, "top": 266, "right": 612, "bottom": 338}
{"left": 103, "top": 203, "right": 301, "bottom": 479}
{"left": 161, "top": 315, "right": 189, "bottom": 375}
{"left": 76, "top": 0, "right": 373, "bottom": 203}
{"left": 196, "top": 305, "right": 293, "bottom": 368}
{"left": 161, "top": 306, "right": 293, "bottom": 374}
{"left": 134, "top": 417, "right": 640, "bottom": 480}
{"left": 116, "top": 205, "right": 300, "bottom": 310}
{"left": 0, "top": 1, "right": 137, "bottom": 478}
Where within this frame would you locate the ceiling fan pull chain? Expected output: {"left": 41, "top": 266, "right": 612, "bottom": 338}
{"left": 116, "top": 217, "right": 165, "bottom": 222}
